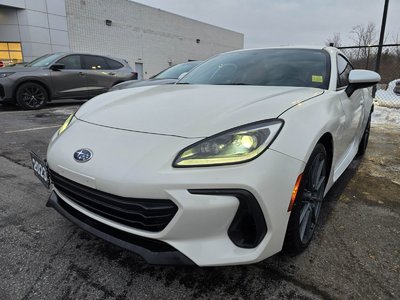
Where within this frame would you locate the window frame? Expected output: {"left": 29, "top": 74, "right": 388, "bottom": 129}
{"left": 0, "top": 42, "right": 23, "bottom": 66}
{"left": 336, "top": 54, "right": 354, "bottom": 90}
{"left": 105, "top": 58, "right": 123, "bottom": 70}
{"left": 82, "top": 55, "right": 110, "bottom": 70}
{"left": 55, "top": 54, "right": 83, "bottom": 70}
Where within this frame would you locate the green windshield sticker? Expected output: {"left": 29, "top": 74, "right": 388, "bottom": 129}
{"left": 312, "top": 75, "right": 323, "bottom": 83}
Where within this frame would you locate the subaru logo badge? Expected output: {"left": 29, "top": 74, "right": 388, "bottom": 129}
{"left": 73, "top": 149, "right": 93, "bottom": 163}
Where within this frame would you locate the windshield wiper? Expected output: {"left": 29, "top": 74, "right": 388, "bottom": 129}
{"left": 215, "top": 83, "right": 251, "bottom": 85}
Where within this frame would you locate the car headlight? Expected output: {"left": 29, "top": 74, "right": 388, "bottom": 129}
{"left": 173, "top": 119, "right": 284, "bottom": 167}
{"left": 0, "top": 72, "right": 15, "bottom": 78}
{"left": 58, "top": 113, "right": 75, "bottom": 135}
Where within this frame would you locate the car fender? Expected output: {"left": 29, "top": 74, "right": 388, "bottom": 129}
{"left": 12, "top": 75, "right": 52, "bottom": 98}
{"left": 269, "top": 92, "right": 343, "bottom": 188}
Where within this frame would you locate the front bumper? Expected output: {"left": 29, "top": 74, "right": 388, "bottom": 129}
{"left": 47, "top": 190, "right": 195, "bottom": 265}
{"left": 47, "top": 120, "right": 305, "bottom": 266}
{"left": 0, "top": 78, "right": 15, "bottom": 102}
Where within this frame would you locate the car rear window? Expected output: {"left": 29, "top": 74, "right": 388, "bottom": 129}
{"left": 179, "top": 49, "right": 330, "bottom": 89}
{"left": 106, "top": 58, "right": 124, "bottom": 70}
{"left": 83, "top": 55, "right": 108, "bottom": 70}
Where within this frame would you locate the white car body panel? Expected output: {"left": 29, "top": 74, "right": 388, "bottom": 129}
{"left": 47, "top": 119, "right": 305, "bottom": 265}
{"left": 45, "top": 46, "right": 377, "bottom": 266}
{"left": 76, "top": 85, "right": 323, "bottom": 138}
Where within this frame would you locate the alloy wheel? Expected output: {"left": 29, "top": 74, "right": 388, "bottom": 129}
{"left": 21, "top": 85, "right": 46, "bottom": 109}
{"left": 299, "top": 152, "right": 326, "bottom": 244}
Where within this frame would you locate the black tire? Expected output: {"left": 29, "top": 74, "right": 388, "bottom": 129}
{"left": 283, "top": 143, "right": 328, "bottom": 254}
{"left": 16, "top": 82, "right": 48, "bottom": 110}
{"left": 356, "top": 114, "right": 371, "bottom": 157}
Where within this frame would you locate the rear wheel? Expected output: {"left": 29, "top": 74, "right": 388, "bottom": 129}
{"left": 284, "top": 143, "right": 328, "bottom": 254}
{"left": 357, "top": 114, "right": 371, "bottom": 157}
{"left": 16, "top": 82, "right": 48, "bottom": 110}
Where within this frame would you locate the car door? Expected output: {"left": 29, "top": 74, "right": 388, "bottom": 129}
{"left": 82, "top": 55, "right": 117, "bottom": 97}
{"left": 336, "top": 55, "right": 364, "bottom": 168}
{"left": 50, "top": 54, "right": 88, "bottom": 99}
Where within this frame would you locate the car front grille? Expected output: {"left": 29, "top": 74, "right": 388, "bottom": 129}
{"left": 49, "top": 170, "right": 178, "bottom": 232}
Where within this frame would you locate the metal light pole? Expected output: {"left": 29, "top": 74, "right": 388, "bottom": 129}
{"left": 373, "top": 0, "right": 389, "bottom": 97}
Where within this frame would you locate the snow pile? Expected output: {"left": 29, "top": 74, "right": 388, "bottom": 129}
{"left": 372, "top": 105, "right": 400, "bottom": 126}
{"left": 375, "top": 79, "right": 400, "bottom": 108}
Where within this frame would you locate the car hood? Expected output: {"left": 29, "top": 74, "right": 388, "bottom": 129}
{"left": 76, "top": 85, "right": 323, "bottom": 138}
{"left": 112, "top": 78, "right": 177, "bottom": 90}
{"left": 0, "top": 66, "right": 42, "bottom": 73}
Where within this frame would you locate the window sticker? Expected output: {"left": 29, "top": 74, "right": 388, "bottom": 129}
{"left": 312, "top": 75, "right": 323, "bottom": 83}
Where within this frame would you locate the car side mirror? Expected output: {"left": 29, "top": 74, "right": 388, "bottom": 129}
{"left": 345, "top": 70, "right": 381, "bottom": 97}
{"left": 50, "top": 63, "right": 65, "bottom": 71}
{"left": 178, "top": 72, "right": 188, "bottom": 80}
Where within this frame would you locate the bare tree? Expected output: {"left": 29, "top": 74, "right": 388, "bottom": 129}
{"left": 392, "top": 34, "right": 400, "bottom": 57}
{"left": 350, "top": 22, "right": 378, "bottom": 46}
{"left": 325, "top": 32, "right": 342, "bottom": 47}
{"left": 348, "top": 22, "right": 378, "bottom": 62}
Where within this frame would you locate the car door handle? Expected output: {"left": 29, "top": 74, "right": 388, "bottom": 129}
{"left": 78, "top": 72, "right": 85, "bottom": 76}
{"left": 108, "top": 72, "right": 116, "bottom": 76}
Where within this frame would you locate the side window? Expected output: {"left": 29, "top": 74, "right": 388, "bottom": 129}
{"left": 337, "top": 55, "right": 353, "bottom": 88}
{"left": 106, "top": 58, "right": 123, "bottom": 70}
{"left": 83, "top": 55, "right": 108, "bottom": 70}
{"left": 56, "top": 55, "right": 81, "bottom": 69}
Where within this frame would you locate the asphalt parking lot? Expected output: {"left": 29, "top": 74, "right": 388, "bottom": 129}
{"left": 0, "top": 102, "right": 399, "bottom": 300}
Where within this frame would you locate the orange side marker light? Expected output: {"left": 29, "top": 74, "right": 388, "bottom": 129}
{"left": 288, "top": 173, "right": 303, "bottom": 212}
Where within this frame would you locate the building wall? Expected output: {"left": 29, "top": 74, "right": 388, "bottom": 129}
{"left": 0, "top": 0, "right": 70, "bottom": 62}
{"left": 66, "top": 0, "right": 244, "bottom": 78}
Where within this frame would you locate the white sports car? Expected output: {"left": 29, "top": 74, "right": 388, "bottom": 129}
{"left": 33, "top": 46, "right": 380, "bottom": 266}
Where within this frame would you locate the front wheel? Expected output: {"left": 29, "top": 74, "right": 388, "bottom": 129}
{"left": 16, "top": 82, "right": 48, "bottom": 110}
{"left": 283, "top": 143, "right": 328, "bottom": 254}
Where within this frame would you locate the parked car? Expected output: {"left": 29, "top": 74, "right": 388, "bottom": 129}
{"left": 394, "top": 80, "right": 400, "bottom": 95}
{"left": 109, "top": 61, "right": 201, "bottom": 91}
{"left": 32, "top": 46, "right": 380, "bottom": 266}
{"left": 0, "top": 52, "right": 137, "bottom": 109}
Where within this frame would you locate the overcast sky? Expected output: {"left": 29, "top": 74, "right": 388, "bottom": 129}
{"left": 133, "top": 0, "right": 400, "bottom": 48}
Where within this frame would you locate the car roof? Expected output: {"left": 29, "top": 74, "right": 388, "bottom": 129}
{"left": 51, "top": 52, "right": 128, "bottom": 63}
{"left": 225, "top": 45, "right": 338, "bottom": 54}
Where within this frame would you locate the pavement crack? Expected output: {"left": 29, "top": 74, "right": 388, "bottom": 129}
{"left": 0, "top": 154, "right": 31, "bottom": 169}
{"left": 20, "top": 229, "right": 77, "bottom": 300}
{"left": 66, "top": 264, "right": 117, "bottom": 299}
{"left": 261, "top": 265, "right": 332, "bottom": 299}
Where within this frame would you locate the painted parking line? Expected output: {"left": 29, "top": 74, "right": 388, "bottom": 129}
{"left": 4, "top": 125, "right": 60, "bottom": 134}
{"left": 0, "top": 105, "right": 80, "bottom": 115}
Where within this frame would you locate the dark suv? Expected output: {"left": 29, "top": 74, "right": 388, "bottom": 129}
{"left": 0, "top": 52, "right": 137, "bottom": 109}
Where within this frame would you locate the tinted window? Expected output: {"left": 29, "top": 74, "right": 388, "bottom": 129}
{"left": 57, "top": 55, "right": 81, "bottom": 69}
{"left": 106, "top": 58, "right": 123, "bottom": 69}
{"left": 155, "top": 62, "right": 200, "bottom": 79}
{"left": 179, "top": 49, "right": 330, "bottom": 89}
{"left": 28, "top": 53, "right": 63, "bottom": 67}
{"left": 84, "top": 55, "right": 108, "bottom": 70}
{"left": 337, "top": 55, "right": 353, "bottom": 88}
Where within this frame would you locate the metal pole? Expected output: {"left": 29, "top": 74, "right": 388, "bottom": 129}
{"left": 373, "top": 0, "right": 389, "bottom": 97}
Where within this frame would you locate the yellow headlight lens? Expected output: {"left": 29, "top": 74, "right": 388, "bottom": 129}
{"left": 173, "top": 119, "right": 283, "bottom": 167}
{"left": 58, "top": 114, "right": 75, "bottom": 135}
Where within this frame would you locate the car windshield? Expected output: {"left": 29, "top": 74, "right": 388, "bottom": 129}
{"left": 178, "top": 49, "right": 330, "bottom": 89}
{"left": 155, "top": 62, "right": 200, "bottom": 79}
{"left": 27, "top": 53, "right": 63, "bottom": 67}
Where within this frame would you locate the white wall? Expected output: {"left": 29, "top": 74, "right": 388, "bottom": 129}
{"left": 0, "top": 0, "right": 70, "bottom": 62}
{"left": 65, "top": 0, "right": 243, "bottom": 78}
